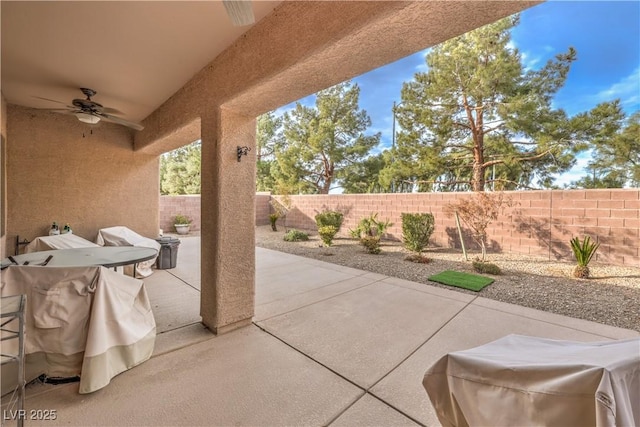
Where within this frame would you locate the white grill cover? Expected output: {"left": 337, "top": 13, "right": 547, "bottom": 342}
{"left": 95, "top": 226, "right": 160, "bottom": 277}
{"left": 25, "top": 233, "right": 99, "bottom": 253}
{"left": 1, "top": 266, "right": 156, "bottom": 394}
{"left": 423, "top": 334, "right": 640, "bottom": 427}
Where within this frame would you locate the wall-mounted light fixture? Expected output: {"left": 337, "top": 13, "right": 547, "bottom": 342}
{"left": 237, "top": 146, "right": 251, "bottom": 162}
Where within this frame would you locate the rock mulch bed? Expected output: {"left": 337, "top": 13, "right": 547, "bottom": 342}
{"left": 256, "top": 225, "right": 640, "bottom": 332}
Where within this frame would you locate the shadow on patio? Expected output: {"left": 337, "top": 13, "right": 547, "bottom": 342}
{"left": 10, "top": 236, "right": 639, "bottom": 426}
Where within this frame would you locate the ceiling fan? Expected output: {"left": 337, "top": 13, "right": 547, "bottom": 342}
{"left": 37, "top": 88, "right": 144, "bottom": 131}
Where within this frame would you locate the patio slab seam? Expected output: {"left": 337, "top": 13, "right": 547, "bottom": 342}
{"left": 255, "top": 276, "right": 388, "bottom": 322}
{"left": 253, "top": 321, "right": 428, "bottom": 427}
{"left": 166, "top": 269, "right": 201, "bottom": 292}
{"left": 365, "top": 296, "right": 477, "bottom": 392}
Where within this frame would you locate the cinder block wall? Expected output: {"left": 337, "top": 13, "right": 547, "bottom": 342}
{"left": 278, "top": 190, "right": 640, "bottom": 267}
{"left": 255, "top": 192, "right": 271, "bottom": 226}
{"left": 159, "top": 195, "right": 201, "bottom": 233}
{"left": 159, "top": 190, "right": 640, "bottom": 267}
{"left": 160, "top": 192, "right": 271, "bottom": 231}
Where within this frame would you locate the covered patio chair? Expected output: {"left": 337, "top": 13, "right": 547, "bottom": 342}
{"left": 423, "top": 334, "right": 640, "bottom": 427}
{"left": 24, "top": 233, "right": 99, "bottom": 253}
{"left": 95, "top": 226, "right": 160, "bottom": 277}
{"left": 1, "top": 265, "right": 156, "bottom": 394}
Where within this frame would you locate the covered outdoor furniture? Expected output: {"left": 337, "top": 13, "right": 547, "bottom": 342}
{"left": 423, "top": 334, "right": 640, "bottom": 427}
{"left": 1, "top": 266, "right": 156, "bottom": 394}
{"left": 24, "top": 233, "right": 99, "bottom": 253}
{"left": 95, "top": 226, "right": 160, "bottom": 277}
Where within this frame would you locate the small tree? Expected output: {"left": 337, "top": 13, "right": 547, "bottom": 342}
{"left": 444, "top": 192, "right": 512, "bottom": 260}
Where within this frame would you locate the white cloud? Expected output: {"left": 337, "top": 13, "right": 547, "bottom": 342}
{"left": 593, "top": 67, "right": 640, "bottom": 108}
{"left": 414, "top": 50, "right": 430, "bottom": 72}
{"left": 521, "top": 51, "right": 541, "bottom": 71}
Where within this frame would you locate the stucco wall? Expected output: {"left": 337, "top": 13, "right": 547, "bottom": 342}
{"left": 1, "top": 94, "right": 7, "bottom": 258}
{"left": 261, "top": 191, "right": 639, "bottom": 267}
{"left": 6, "top": 106, "right": 159, "bottom": 254}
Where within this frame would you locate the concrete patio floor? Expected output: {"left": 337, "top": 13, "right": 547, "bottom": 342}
{"left": 16, "top": 236, "right": 640, "bottom": 426}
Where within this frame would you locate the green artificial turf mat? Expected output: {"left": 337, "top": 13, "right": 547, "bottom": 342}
{"left": 428, "top": 270, "right": 494, "bottom": 292}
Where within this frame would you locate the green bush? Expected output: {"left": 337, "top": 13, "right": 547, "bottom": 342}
{"left": 315, "top": 211, "right": 344, "bottom": 231}
{"left": 318, "top": 225, "right": 338, "bottom": 247}
{"left": 401, "top": 213, "right": 434, "bottom": 253}
{"left": 283, "top": 229, "right": 309, "bottom": 242}
{"left": 472, "top": 260, "right": 502, "bottom": 275}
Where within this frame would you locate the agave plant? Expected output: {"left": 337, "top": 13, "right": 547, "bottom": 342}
{"left": 570, "top": 236, "right": 600, "bottom": 279}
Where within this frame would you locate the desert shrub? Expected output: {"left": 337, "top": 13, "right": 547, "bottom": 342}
{"left": 472, "top": 260, "right": 502, "bottom": 275}
{"left": 283, "top": 229, "right": 309, "bottom": 242}
{"left": 570, "top": 235, "right": 600, "bottom": 278}
{"left": 401, "top": 213, "right": 435, "bottom": 254}
{"left": 350, "top": 213, "right": 392, "bottom": 254}
{"left": 315, "top": 211, "right": 344, "bottom": 231}
{"left": 269, "top": 213, "right": 280, "bottom": 231}
{"left": 318, "top": 225, "right": 338, "bottom": 247}
{"left": 404, "top": 254, "right": 431, "bottom": 264}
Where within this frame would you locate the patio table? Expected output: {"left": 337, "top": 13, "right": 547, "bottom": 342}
{"left": 1, "top": 246, "right": 158, "bottom": 274}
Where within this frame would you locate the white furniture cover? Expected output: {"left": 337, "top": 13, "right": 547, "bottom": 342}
{"left": 423, "top": 334, "right": 640, "bottom": 427}
{"left": 24, "top": 233, "right": 99, "bottom": 253}
{"left": 95, "top": 226, "right": 160, "bottom": 277}
{"left": 1, "top": 266, "right": 156, "bottom": 394}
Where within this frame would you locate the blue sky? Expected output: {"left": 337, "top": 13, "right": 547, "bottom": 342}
{"left": 276, "top": 1, "right": 640, "bottom": 188}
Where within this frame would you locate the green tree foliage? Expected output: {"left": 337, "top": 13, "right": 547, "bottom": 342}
{"left": 571, "top": 111, "right": 640, "bottom": 188}
{"left": 274, "top": 81, "right": 380, "bottom": 194}
{"left": 384, "top": 15, "right": 622, "bottom": 192}
{"left": 160, "top": 140, "right": 201, "bottom": 195}
{"left": 256, "top": 112, "right": 283, "bottom": 192}
{"left": 341, "top": 153, "right": 389, "bottom": 193}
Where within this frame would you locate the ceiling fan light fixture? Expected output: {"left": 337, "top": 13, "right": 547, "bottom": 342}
{"left": 223, "top": 0, "right": 255, "bottom": 26}
{"left": 76, "top": 112, "right": 100, "bottom": 125}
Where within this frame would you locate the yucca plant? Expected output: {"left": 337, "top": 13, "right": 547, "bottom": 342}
{"left": 570, "top": 236, "right": 600, "bottom": 279}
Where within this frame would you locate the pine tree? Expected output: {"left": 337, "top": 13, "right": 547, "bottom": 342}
{"left": 385, "top": 15, "right": 622, "bottom": 192}
{"left": 274, "top": 81, "right": 380, "bottom": 194}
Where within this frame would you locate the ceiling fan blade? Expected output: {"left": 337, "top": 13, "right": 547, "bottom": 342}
{"left": 33, "top": 96, "right": 69, "bottom": 105}
{"left": 223, "top": 0, "right": 254, "bottom": 26}
{"left": 98, "top": 112, "right": 144, "bottom": 131}
{"left": 43, "top": 109, "right": 75, "bottom": 113}
{"left": 101, "top": 106, "right": 123, "bottom": 114}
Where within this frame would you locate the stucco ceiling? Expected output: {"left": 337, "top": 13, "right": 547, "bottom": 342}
{"left": 1, "top": 1, "right": 282, "bottom": 123}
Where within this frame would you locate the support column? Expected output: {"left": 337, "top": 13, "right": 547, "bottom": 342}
{"left": 200, "top": 108, "right": 256, "bottom": 334}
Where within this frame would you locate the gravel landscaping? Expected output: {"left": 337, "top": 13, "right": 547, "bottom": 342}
{"left": 256, "top": 225, "right": 640, "bottom": 332}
